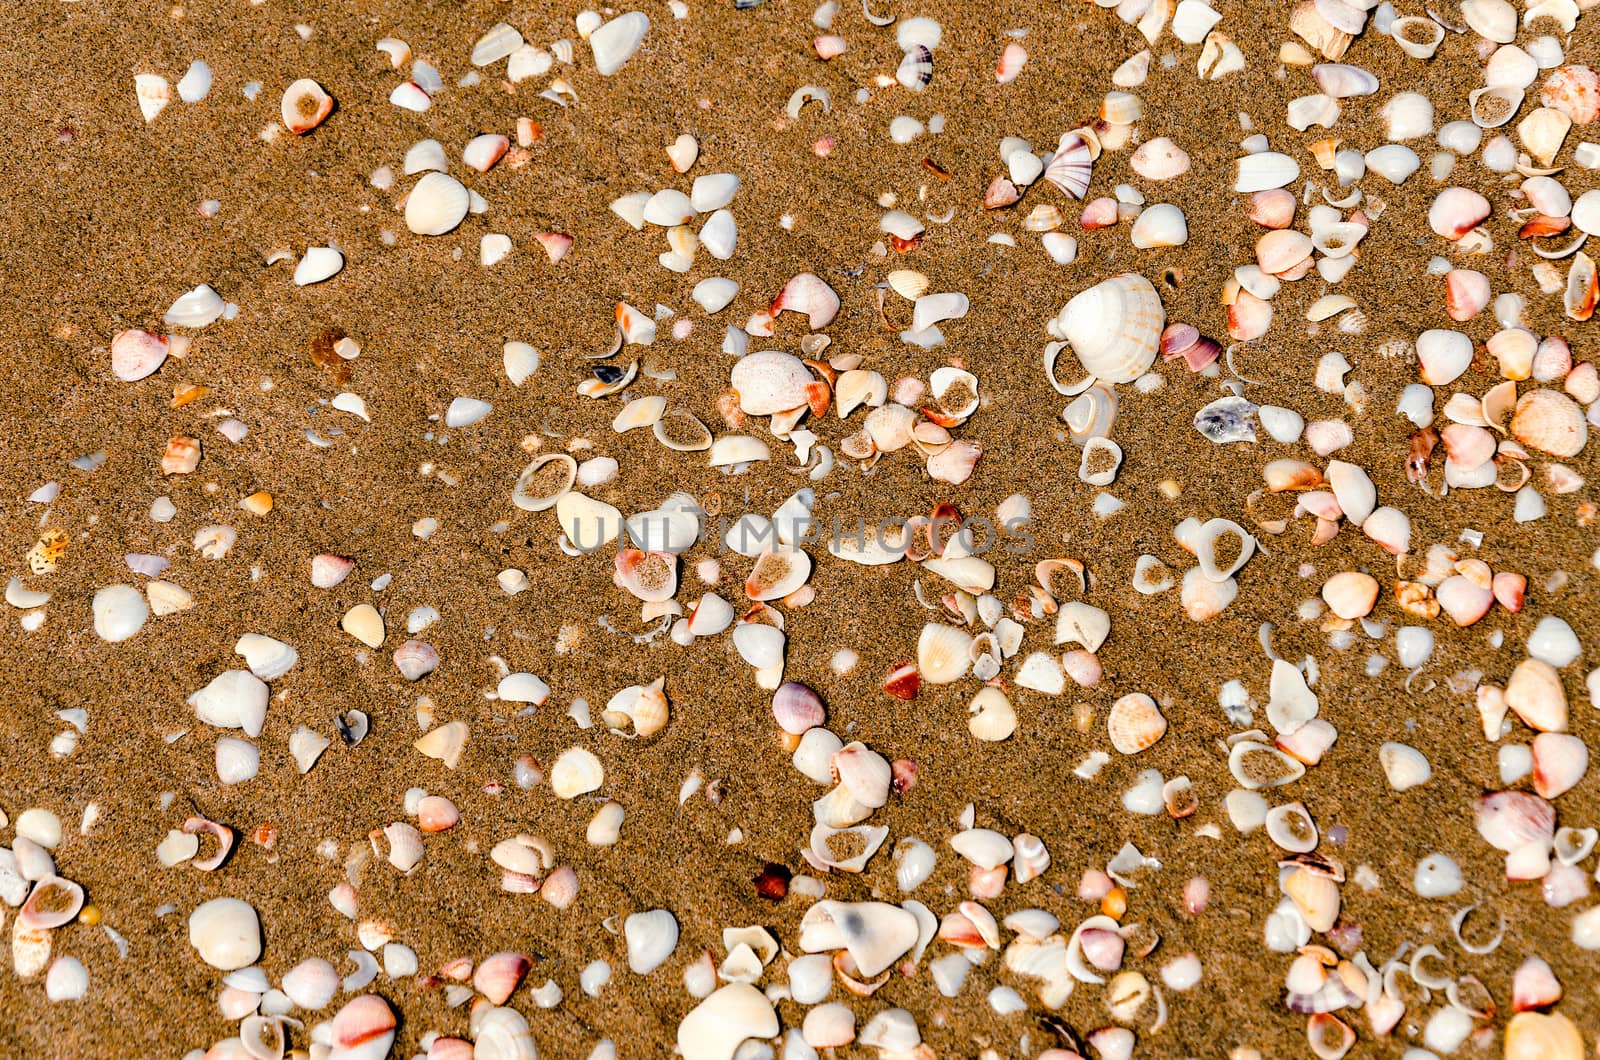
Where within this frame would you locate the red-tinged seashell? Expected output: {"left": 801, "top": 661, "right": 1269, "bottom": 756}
{"left": 1476, "top": 791, "right": 1556, "bottom": 852}
{"left": 1249, "top": 188, "right": 1296, "bottom": 229}
{"left": 1441, "top": 423, "right": 1496, "bottom": 469}
{"left": 1532, "top": 733, "right": 1588, "bottom": 799}
{"left": 1309, "top": 517, "right": 1340, "bottom": 546}
{"left": 812, "top": 136, "right": 834, "bottom": 157}
{"left": 281, "top": 78, "right": 334, "bottom": 135}
{"left": 1183, "top": 876, "right": 1210, "bottom": 914}
{"left": 771, "top": 272, "right": 841, "bottom": 329}
{"left": 883, "top": 662, "right": 919, "bottom": 700}
{"left": 1540, "top": 64, "right": 1600, "bottom": 124}
{"left": 534, "top": 231, "right": 573, "bottom": 264}
{"left": 804, "top": 380, "right": 832, "bottom": 418}
{"left": 891, "top": 757, "right": 918, "bottom": 793}
{"left": 427, "top": 1038, "right": 475, "bottom": 1060}
{"left": 773, "top": 682, "right": 825, "bottom": 735}
{"left": 984, "top": 175, "right": 1020, "bottom": 209}
{"left": 18, "top": 876, "right": 84, "bottom": 930}
{"left": 1079, "top": 196, "right": 1119, "bottom": 229}
{"left": 969, "top": 864, "right": 1007, "bottom": 899}
{"left": 1406, "top": 427, "right": 1438, "bottom": 483}
{"left": 1520, "top": 214, "right": 1571, "bottom": 239}
{"left": 938, "top": 912, "right": 984, "bottom": 948}
{"left": 472, "top": 951, "right": 531, "bottom": 1004}
{"left": 889, "top": 233, "right": 921, "bottom": 252}
{"left": 310, "top": 553, "right": 355, "bottom": 588}
{"left": 814, "top": 34, "right": 846, "bottom": 59}
{"left": 417, "top": 795, "right": 459, "bottom": 832}
{"left": 1429, "top": 187, "right": 1491, "bottom": 240}
{"left": 1044, "top": 134, "right": 1093, "bottom": 199}
{"left": 1160, "top": 323, "right": 1199, "bottom": 359}
{"left": 1446, "top": 269, "right": 1491, "bottom": 321}
{"left": 753, "top": 862, "right": 791, "bottom": 901}
{"left": 996, "top": 41, "right": 1027, "bottom": 83}
{"left": 1491, "top": 571, "right": 1526, "bottom": 612}
{"left": 1513, "top": 956, "right": 1562, "bottom": 1012}
{"left": 1228, "top": 289, "right": 1272, "bottom": 341}
{"left": 111, "top": 328, "right": 171, "bottom": 381}
{"left": 1182, "top": 338, "right": 1221, "bottom": 372}
{"left": 330, "top": 995, "right": 396, "bottom": 1059}
{"left": 500, "top": 870, "right": 540, "bottom": 894}
{"left": 183, "top": 815, "right": 235, "bottom": 871}
{"left": 1276, "top": 254, "right": 1316, "bottom": 282}
{"left": 539, "top": 865, "right": 578, "bottom": 908}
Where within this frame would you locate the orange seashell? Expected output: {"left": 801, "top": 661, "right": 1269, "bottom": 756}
{"left": 1520, "top": 214, "right": 1570, "bottom": 239}
{"left": 472, "top": 951, "right": 532, "bottom": 1005}
{"left": 1107, "top": 693, "right": 1166, "bottom": 755}
{"left": 1445, "top": 269, "right": 1491, "bottom": 321}
{"left": 534, "top": 231, "right": 573, "bottom": 264}
{"left": 804, "top": 380, "right": 832, "bottom": 418}
{"left": 1249, "top": 188, "right": 1296, "bottom": 229}
{"left": 882, "top": 662, "right": 919, "bottom": 700}
{"left": 330, "top": 995, "right": 396, "bottom": 1055}
{"left": 161, "top": 435, "right": 201, "bottom": 475}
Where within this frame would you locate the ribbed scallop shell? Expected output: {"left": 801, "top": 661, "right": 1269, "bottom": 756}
{"left": 1107, "top": 693, "right": 1166, "bottom": 754}
{"left": 1054, "top": 274, "right": 1165, "bottom": 383}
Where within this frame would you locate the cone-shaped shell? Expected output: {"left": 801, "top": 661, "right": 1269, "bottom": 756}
{"left": 1054, "top": 274, "right": 1164, "bottom": 383}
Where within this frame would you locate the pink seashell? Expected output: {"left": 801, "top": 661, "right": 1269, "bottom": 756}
{"left": 534, "top": 231, "right": 573, "bottom": 264}
{"left": 1513, "top": 956, "right": 1562, "bottom": 1012}
{"left": 1078, "top": 927, "right": 1125, "bottom": 972}
{"left": 968, "top": 863, "right": 1007, "bottom": 899}
{"left": 814, "top": 34, "right": 846, "bottom": 60}
{"left": 539, "top": 865, "right": 578, "bottom": 908}
{"left": 1428, "top": 187, "right": 1491, "bottom": 240}
{"left": 1532, "top": 336, "right": 1573, "bottom": 383}
{"left": 983, "top": 175, "right": 1020, "bottom": 209}
{"left": 501, "top": 871, "right": 540, "bottom": 894}
{"left": 1183, "top": 876, "right": 1210, "bottom": 915}
{"left": 1541, "top": 862, "right": 1589, "bottom": 907}
{"left": 1446, "top": 269, "right": 1491, "bottom": 321}
{"left": 1249, "top": 188, "right": 1296, "bottom": 229}
{"left": 1275, "top": 718, "right": 1338, "bottom": 765}
{"left": 1061, "top": 648, "right": 1103, "bottom": 688}
{"left": 427, "top": 1038, "right": 475, "bottom": 1060}
{"left": 462, "top": 133, "right": 509, "bottom": 173}
{"left": 18, "top": 876, "right": 84, "bottom": 930}
{"left": 1227, "top": 289, "right": 1272, "bottom": 341}
{"left": 1540, "top": 65, "right": 1600, "bottom": 124}
{"left": 772, "top": 681, "right": 825, "bottom": 735}
{"left": 393, "top": 640, "right": 440, "bottom": 681}
{"left": 183, "top": 815, "right": 235, "bottom": 871}
{"left": 1492, "top": 571, "right": 1526, "bottom": 612}
{"left": 1506, "top": 657, "right": 1569, "bottom": 733}
{"left": 416, "top": 795, "right": 459, "bottom": 833}
{"left": 472, "top": 951, "right": 532, "bottom": 1004}
{"left": 996, "top": 41, "right": 1026, "bottom": 83}
{"left": 111, "top": 329, "right": 171, "bottom": 381}
{"left": 1079, "top": 196, "right": 1119, "bottom": 229}
{"left": 1532, "top": 732, "right": 1587, "bottom": 798}
{"left": 1160, "top": 324, "right": 1199, "bottom": 359}
{"left": 926, "top": 439, "right": 981, "bottom": 485}
{"left": 770, "top": 272, "right": 840, "bottom": 329}
{"left": 1440, "top": 424, "right": 1496, "bottom": 469}
{"left": 1043, "top": 134, "right": 1093, "bottom": 199}
{"left": 1435, "top": 574, "right": 1493, "bottom": 626}
{"left": 310, "top": 553, "right": 355, "bottom": 588}
{"left": 1077, "top": 868, "right": 1113, "bottom": 902}
{"left": 329, "top": 994, "right": 396, "bottom": 1060}
{"left": 938, "top": 912, "right": 983, "bottom": 948}
{"left": 1475, "top": 790, "right": 1555, "bottom": 852}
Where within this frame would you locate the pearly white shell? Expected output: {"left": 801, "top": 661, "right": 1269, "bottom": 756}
{"left": 1052, "top": 273, "right": 1165, "bottom": 384}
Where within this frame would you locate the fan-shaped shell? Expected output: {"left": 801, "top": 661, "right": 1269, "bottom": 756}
{"left": 1053, "top": 274, "right": 1165, "bottom": 383}
{"left": 1108, "top": 693, "right": 1166, "bottom": 754}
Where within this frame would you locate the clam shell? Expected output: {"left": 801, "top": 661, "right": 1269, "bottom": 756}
{"left": 550, "top": 747, "right": 604, "bottom": 799}
{"left": 1052, "top": 274, "right": 1164, "bottom": 384}
{"left": 625, "top": 909, "right": 679, "bottom": 974}
{"left": 676, "top": 983, "right": 779, "bottom": 1060}
{"left": 513, "top": 454, "right": 577, "bottom": 512}
{"left": 1511, "top": 389, "right": 1587, "bottom": 457}
{"left": 730, "top": 351, "right": 811, "bottom": 414}
{"left": 1108, "top": 693, "right": 1166, "bottom": 754}
{"left": 111, "top": 329, "right": 170, "bottom": 381}
{"left": 188, "top": 897, "right": 261, "bottom": 970}
{"left": 590, "top": 11, "right": 650, "bottom": 76}
{"left": 917, "top": 623, "right": 972, "bottom": 684}
{"left": 281, "top": 78, "right": 333, "bottom": 134}
{"left": 405, "top": 173, "right": 470, "bottom": 236}
{"left": 798, "top": 900, "right": 918, "bottom": 976}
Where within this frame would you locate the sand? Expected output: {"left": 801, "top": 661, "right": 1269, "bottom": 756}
{"left": 0, "top": 0, "right": 1597, "bottom": 1056}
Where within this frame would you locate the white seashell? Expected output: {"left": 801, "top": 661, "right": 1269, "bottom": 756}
{"left": 1264, "top": 802, "right": 1319, "bottom": 853}
{"left": 1042, "top": 134, "right": 1093, "bottom": 199}
{"left": 1461, "top": 0, "right": 1515, "bottom": 43}
{"left": 289, "top": 727, "right": 330, "bottom": 774}
{"left": 692, "top": 277, "right": 738, "bottom": 314}
{"left": 1312, "top": 63, "right": 1378, "bottom": 97}
{"left": 498, "top": 673, "right": 551, "bottom": 705}
{"left": 699, "top": 209, "right": 737, "bottom": 259}
{"left": 690, "top": 173, "right": 739, "bottom": 213}
{"left": 513, "top": 454, "right": 576, "bottom": 512}
{"left": 405, "top": 173, "right": 470, "bottom": 236}
{"left": 1192, "top": 519, "right": 1256, "bottom": 581}
{"left": 676, "top": 983, "right": 778, "bottom": 1060}
{"left": 189, "top": 898, "right": 261, "bottom": 970}
{"left": 404, "top": 139, "right": 447, "bottom": 174}
{"left": 389, "top": 81, "right": 431, "bottom": 112}
{"left": 1052, "top": 273, "right": 1165, "bottom": 383}
{"left": 1172, "top": 0, "right": 1222, "bottom": 42}
{"left": 950, "top": 829, "right": 1013, "bottom": 870}
{"left": 164, "top": 284, "right": 225, "bottom": 328}
{"left": 1235, "top": 152, "right": 1300, "bottom": 192}
{"left": 1381, "top": 742, "right": 1433, "bottom": 791}
{"left": 481, "top": 233, "right": 513, "bottom": 267}
{"left": 1365, "top": 144, "right": 1420, "bottom": 183}
{"left": 590, "top": 12, "right": 650, "bottom": 76}
{"left": 1417, "top": 328, "right": 1473, "bottom": 385}
{"left": 1130, "top": 203, "right": 1188, "bottom": 247}
{"left": 708, "top": 434, "right": 770, "bottom": 467}
{"left": 625, "top": 909, "right": 679, "bottom": 974}
{"left": 798, "top": 900, "right": 918, "bottom": 976}
{"left": 1413, "top": 853, "right": 1461, "bottom": 897}
{"left": 557, "top": 493, "right": 624, "bottom": 550}
{"left": 1390, "top": 17, "right": 1443, "bottom": 60}
{"left": 731, "top": 351, "right": 811, "bottom": 414}
{"left": 472, "top": 22, "right": 523, "bottom": 66}
{"left": 507, "top": 45, "right": 553, "bottom": 83}
{"left": 215, "top": 737, "right": 259, "bottom": 784}
{"left": 293, "top": 246, "right": 343, "bottom": 286}
{"left": 134, "top": 74, "right": 170, "bottom": 122}
{"left": 550, "top": 747, "right": 604, "bottom": 799}
{"left": 911, "top": 292, "right": 969, "bottom": 332}
{"left": 1528, "top": 616, "right": 1581, "bottom": 668}
{"left": 1266, "top": 659, "right": 1319, "bottom": 734}
{"left": 1108, "top": 693, "right": 1166, "bottom": 754}
{"left": 177, "top": 61, "right": 212, "bottom": 103}
{"left": 733, "top": 623, "right": 784, "bottom": 668}
{"left": 189, "top": 670, "right": 268, "bottom": 736}
{"left": 444, "top": 397, "right": 492, "bottom": 428}
{"left": 917, "top": 623, "right": 972, "bottom": 684}
{"left": 92, "top": 584, "right": 147, "bottom": 643}
{"left": 1054, "top": 602, "right": 1110, "bottom": 652}
{"left": 1470, "top": 85, "right": 1523, "bottom": 128}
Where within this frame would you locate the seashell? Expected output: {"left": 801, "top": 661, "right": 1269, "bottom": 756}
{"left": 802, "top": 1002, "right": 856, "bottom": 1048}
{"left": 1235, "top": 151, "right": 1300, "bottom": 192}
{"left": 798, "top": 900, "right": 918, "bottom": 977}
{"left": 773, "top": 682, "right": 824, "bottom": 734}
{"left": 912, "top": 291, "right": 969, "bottom": 332}
{"left": 511, "top": 453, "right": 577, "bottom": 513}
{"left": 340, "top": 604, "right": 384, "bottom": 648}
{"left": 1446, "top": 269, "right": 1491, "bottom": 321}
{"left": 1229, "top": 740, "right": 1306, "bottom": 788}
{"left": 1512, "top": 956, "right": 1562, "bottom": 1013}
{"left": 1130, "top": 203, "right": 1187, "bottom": 248}
{"left": 281, "top": 957, "right": 337, "bottom": 1010}
{"left": 1265, "top": 802, "right": 1319, "bottom": 853}
{"left": 1130, "top": 137, "right": 1191, "bottom": 180}
{"left": 1511, "top": 390, "right": 1586, "bottom": 456}
{"left": 1506, "top": 657, "right": 1569, "bottom": 732}
{"left": 676, "top": 983, "right": 779, "bottom": 1060}
{"left": 968, "top": 686, "right": 1016, "bottom": 741}
{"left": 1565, "top": 252, "right": 1598, "bottom": 322}
{"left": 414, "top": 720, "right": 468, "bottom": 769}
{"left": 771, "top": 272, "right": 840, "bottom": 329}
{"left": 1429, "top": 187, "right": 1491, "bottom": 240}
{"left": 1366, "top": 144, "right": 1420, "bottom": 183}
{"left": 1064, "top": 383, "right": 1118, "bottom": 443}
{"left": 1181, "top": 567, "right": 1237, "bottom": 621}
{"left": 589, "top": 11, "right": 649, "bottom": 76}
{"left": 1380, "top": 742, "right": 1431, "bottom": 791}
{"left": 1476, "top": 790, "right": 1555, "bottom": 852}
{"left": 234, "top": 633, "right": 297, "bottom": 682}
{"left": 1043, "top": 133, "right": 1093, "bottom": 199}
{"left": 111, "top": 329, "right": 171, "bottom": 381}
{"left": 188, "top": 898, "right": 261, "bottom": 970}
{"left": 1079, "top": 437, "right": 1122, "bottom": 485}
{"left": 498, "top": 672, "right": 550, "bottom": 706}
{"left": 1250, "top": 188, "right": 1296, "bottom": 229}
{"left": 1437, "top": 574, "right": 1493, "bottom": 626}
{"left": 189, "top": 670, "right": 269, "bottom": 737}
{"left": 1052, "top": 274, "right": 1163, "bottom": 384}
{"left": 1416, "top": 328, "right": 1473, "bottom": 385}
{"left": 690, "top": 173, "right": 739, "bottom": 214}
{"left": 625, "top": 909, "right": 679, "bottom": 974}
{"left": 1305, "top": 1013, "right": 1354, "bottom": 1059}
{"left": 1192, "top": 519, "right": 1256, "bottom": 581}
{"left": 1266, "top": 659, "right": 1319, "bottom": 735}
{"left": 832, "top": 742, "right": 891, "bottom": 808}
{"left": 331, "top": 995, "right": 396, "bottom": 1060}
{"left": 730, "top": 350, "right": 811, "bottom": 415}
{"left": 1390, "top": 16, "right": 1443, "bottom": 59}
{"left": 18, "top": 877, "right": 83, "bottom": 930}
{"left": 405, "top": 173, "right": 470, "bottom": 236}
{"left": 1470, "top": 85, "right": 1523, "bottom": 128}
{"left": 472, "top": 22, "right": 523, "bottom": 65}
{"left": 1108, "top": 693, "right": 1166, "bottom": 755}
{"left": 1541, "top": 65, "right": 1600, "bottom": 124}
{"left": 896, "top": 44, "right": 933, "bottom": 91}
{"left": 92, "top": 584, "right": 148, "bottom": 643}
{"left": 917, "top": 623, "right": 972, "bottom": 684}
{"left": 1532, "top": 732, "right": 1588, "bottom": 799}
{"left": 281, "top": 78, "right": 333, "bottom": 134}
{"left": 550, "top": 747, "right": 604, "bottom": 799}
{"left": 164, "top": 283, "right": 224, "bottom": 328}
{"left": 1504, "top": 1011, "right": 1584, "bottom": 1060}
{"left": 996, "top": 40, "right": 1026, "bottom": 83}
{"left": 416, "top": 794, "right": 458, "bottom": 833}
{"left": 1519, "top": 108, "right": 1571, "bottom": 167}
{"left": 1311, "top": 63, "right": 1377, "bottom": 97}
{"left": 691, "top": 277, "right": 738, "bottom": 315}
{"left": 311, "top": 553, "right": 354, "bottom": 588}
{"left": 1461, "top": 0, "right": 1515, "bottom": 43}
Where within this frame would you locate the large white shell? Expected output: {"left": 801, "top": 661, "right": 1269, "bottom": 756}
{"left": 590, "top": 11, "right": 650, "bottom": 76}
{"left": 1052, "top": 274, "right": 1165, "bottom": 383}
{"left": 677, "top": 983, "right": 778, "bottom": 1060}
{"left": 730, "top": 351, "right": 812, "bottom": 414}
{"left": 405, "top": 173, "right": 470, "bottom": 236}
{"left": 625, "top": 909, "right": 679, "bottom": 974}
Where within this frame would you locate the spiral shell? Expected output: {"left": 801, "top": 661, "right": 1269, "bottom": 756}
{"left": 1051, "top": 274, "right": 1165, "bottom": 383}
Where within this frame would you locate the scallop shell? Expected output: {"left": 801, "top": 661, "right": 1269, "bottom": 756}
{"left": 1042, "top": 133, "right": 1093, "bottom": 199}
{"left": 917, "top": 623, "right": 972, "bottom": 684}
{"left": 1108, "top": 693, "right": 1166, "bottom": 755}
{"left": 550, "top": 747, "right": 604, "bottom": 799}
{"left": 1511, "top": 389, "right": 1587, "bottom": 457}
{"left": 405, "top": 172, "right": 470, "bottom": 236}
{"left": 1052, "top": 274, "right": 1164, "bottom": 383}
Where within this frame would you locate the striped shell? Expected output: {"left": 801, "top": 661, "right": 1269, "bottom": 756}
{"left": 1054, "top": 273, "right": 1165, "bottom": 383}
{"left": 1107, "top": 693, "right": 1166, "bottom": 755}
{"left": 1043, "top": 133, "right": 1094, "bottom": 199}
